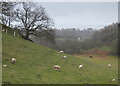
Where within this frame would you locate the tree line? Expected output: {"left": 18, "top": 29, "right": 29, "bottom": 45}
{"left": 87, "top": 22, "right": 118, "bottom": 55}
{"left": 55, "top": 28, "right": 94, "bottom": 40}
{"left": 54, "top": 23, "right": 118, "bottom": 55}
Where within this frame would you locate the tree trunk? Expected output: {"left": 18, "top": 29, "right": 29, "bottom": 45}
{"left": 20, "top": 31, "right": 33, "bottom": 42}
{"left": 8, "top": 16, "right": 11, "bottom": 27}
{"left": 25, "top": 29, "right": 29, "bottom": 40}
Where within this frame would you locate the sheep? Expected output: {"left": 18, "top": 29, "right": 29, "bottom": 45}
{"left": 111, "top": 79, "right": 116, "bottom": 82}
{"left": 79, "top": 64, "right": 83, "bottom": 69}
{"left": 63, "top": 56, "right": 67, "bottom": 59}
{"left": 59, "top": 50, "right": 64, "bottom": 53}
{"left": 108, "top": 64, "right": 111, "bottom": 68}
{"left": 11, "top": 58, "right": 16, "bottom": 64}
{"left": 53, "top": 65, "right": 61, "bottom": 71}
{"left": 89, "top": 56, "right": 93, "bottom": 58}
{"left": 109, "top": 78, "right": 116, "bottom": 82}
{"left": 3, "top": 64, "right": 8, "bottom": 68}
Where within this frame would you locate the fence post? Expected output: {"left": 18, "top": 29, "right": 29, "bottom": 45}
{"left": 5, "top": 29, "right": 7, "bottom": 34}
{"left": 18, "top": 33, "right": 19, "bottom": 37}
{"left": 13, "top": 32, "right": 16, "bottom": 37}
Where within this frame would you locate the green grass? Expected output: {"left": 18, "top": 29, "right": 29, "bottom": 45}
{"left": 98, "top": 46, "right": 113, "bottom": 52}
{"left": 2, "top": 32, "right": 118, "bottom": 84}
{"left": 0, "top": 28, "right": 2, "bottom": 85}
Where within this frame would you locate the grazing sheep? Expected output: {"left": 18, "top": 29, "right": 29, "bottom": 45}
{"left": 111, "top": 79, "right": 116, "bottom": 82}
{"left": 59, "top": 51, "right": 64, "bottom": 53}
{"left": 108, "top": 64, "right": 111, "bottom": 68}
{"left": 109, "top": 78, "right": 116, "bottom": 82}
{"left": 11, "top": 58, "right": 16, "bottom": 64}
{"left": 3, "top": 64, "right": 8, "bottom": 68}
{"left": 53, "top": 65, "right": 61, "bottom": 71}
{"left": 79, "top": 64, "right": 83, "bottom": 69}
{"left": 89, "top": 56, "right": 93, "bottom": 58}
{"left": 63, "top": 56, "right": 67, "bottom": 59}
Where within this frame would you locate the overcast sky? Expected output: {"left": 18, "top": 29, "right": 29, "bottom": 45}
{"left": 38, "top": 2, "right": 118, "bottom": 29}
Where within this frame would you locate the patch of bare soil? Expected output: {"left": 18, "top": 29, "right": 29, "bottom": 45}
{"left": 85, "top": 49, "right": 110, "bottom": 55}
{"left": 74, "top": 54, "right": 110, "bottom": 60}
{"left": 74, "top": 49, "right": 111, "bottom": 60}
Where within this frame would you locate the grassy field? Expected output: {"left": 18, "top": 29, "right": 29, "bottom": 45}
{"left": 0, "top": 29, "right": 2, "bottom": 85}
{"left": 2, "top": 32, "right": 118, "bottom": 84}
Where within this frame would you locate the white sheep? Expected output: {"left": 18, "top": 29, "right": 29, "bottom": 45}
{"left": 63, "top": 56, "right": 67, "bottom": 59}
{"left": 108, "top": 64, "right": 111, "bottom": 68}
{"left": 3, "top": 64, "right": 8, "bottom": 68}
{"left": 59, "top": 51, "right": 64, "bottom": 53}
{"left": 79, "top": 64, "right": 83, "bottom": 69}
{"left": 11, "top": 58, "right": 16, "bottom": 64}
{"left": 53, "top": 65, "right": 61, "bottom": 71}
{"left": 111, "top": 78, "right": 116, "bottom": 82}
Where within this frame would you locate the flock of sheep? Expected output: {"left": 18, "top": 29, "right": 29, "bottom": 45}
{"left": 53, "top": 51, "right": 83, "bottom": 71}
{"left": 53, "top": 50, "right": 116, "bottom": 82}
{"left": 54, "top": 50, "right": 111, "bottom": 71}
{"left": 2, "top": 50, "right": 116, "bottom": 82}
{"left": 3, "top": 58, "right": 16, "bottom": 68}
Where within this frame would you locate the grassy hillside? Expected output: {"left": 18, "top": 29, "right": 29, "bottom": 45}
{"left": 0, "top": 29, "right": 2, "bottom": 85}
{"left": 2, "top": 32, "right": 118, "bottom": 84}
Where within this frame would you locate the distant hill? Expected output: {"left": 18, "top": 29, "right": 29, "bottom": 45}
{"left": 82, "top": 23, "right": 118, "bottom": 55}
{"left": 55, "top": 28, "right": 94, "bottom": 40}
{"left": 92, "top": 23, "right": 118, "bottom": 47}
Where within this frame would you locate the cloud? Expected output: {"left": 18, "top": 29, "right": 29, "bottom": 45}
{"left": 39, "top": 2, "right": 118, "bottom": 29}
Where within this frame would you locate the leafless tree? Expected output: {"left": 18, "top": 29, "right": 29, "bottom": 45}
{"left": 1, "top": 2, "right": 17, "bottom": 26}
{"left": 14, "top": 2, "right": 54, "bottom": 40}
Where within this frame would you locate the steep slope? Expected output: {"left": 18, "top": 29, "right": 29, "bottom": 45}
{"left": 2, "top": 33, "right": 118, "bottom": 84}
{"left": 0, "top": 29, "right": 2, "bottom": 85}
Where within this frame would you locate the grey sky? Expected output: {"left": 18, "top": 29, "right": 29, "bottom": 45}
{"left": 38, "top": 2, "right": 118, "bottom": 29}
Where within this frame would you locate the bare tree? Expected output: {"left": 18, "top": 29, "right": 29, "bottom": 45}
{"left": 1, "top": 2, "right": 17, "bottom": 26}
{"left": 14, "top": 2, "right": 54, "bottom": 40}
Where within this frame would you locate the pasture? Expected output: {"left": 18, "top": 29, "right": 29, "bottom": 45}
{"left": 2, "top": 33, "right": 118, "bottom": 84}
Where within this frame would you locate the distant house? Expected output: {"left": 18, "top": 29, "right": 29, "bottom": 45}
{"left": 77, "top": 37, "right": 81, "bottom": 40}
